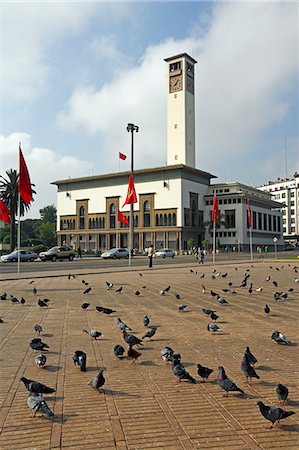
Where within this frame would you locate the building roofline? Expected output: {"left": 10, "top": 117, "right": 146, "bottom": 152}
{"left": 164, "top": 53, "right": 197, "bottom": 64}
{"left": 52, "top": 164, "right": 216, "bottom": 186}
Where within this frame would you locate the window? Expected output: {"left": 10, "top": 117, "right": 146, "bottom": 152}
{"left": 184, "top": 209, "right": 190, "bottom": 226}
{"left": 225, "top": 210, "right": 235, "bottom": 228}
{"left": 263, "top": 213, "right": 267, "bottom": 230}
{"left": 172, "top": 213, "right": 177, "bottom": 226}
{"left": 79, "top": 206, "right": 85, "bottom": 230}
{"left": 273, "top": 216, "right": 277, "bottom": 231}
{"left": 224, "top": 189, "right": 229, "bottom": 192}
{"left": 191, "top": 200, "right": 197, "bottom": 227}
{"left": 268, "top": 214, "right": 272, "bottom": 231}
{"left": 282, "top": 193, "right": 286, "bottom": 198}
{"left": 277, "top": 217, "right": 281, "bottom": 232}
{"left": 291, "top": 209, "right": 295, "bottom": 215}
{"left": 253, "top": 211, "right": 257, "bottom": 229}
{"left": 109, "top": 203, "right": 116, "bottom": 229}
{"left": 290, "top": 192, "right": 295, "bottom": 197}
{"left": 258, "top": 213, "right": 262, "bottom": 230}
{"left": 291, "top": 201, "right": 295, "bottom": 206}
{"left": 291, "top": 227, "right": 295, "bottom": 232}
{"left": 143, "top": 201, "right": 151, "bottom": 227}
{"left": 233, "top": 198, "right": 236, "bottom": 204}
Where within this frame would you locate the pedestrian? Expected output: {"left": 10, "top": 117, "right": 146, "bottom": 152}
{"left": 199, "top": 248, "right": 205, "bottom": 264}
{"left": 77, "top": 247, "right": 82, "bottom": 259}
{"left": 148, "top": 244, "right": 154, "bottom": 268}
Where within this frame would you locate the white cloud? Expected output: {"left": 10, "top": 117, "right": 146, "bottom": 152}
{"left": 57, "top": 2, "right": 298, "bottom": 181}
{"left": 0, "top": 133, "right": 93, "bottom": 218}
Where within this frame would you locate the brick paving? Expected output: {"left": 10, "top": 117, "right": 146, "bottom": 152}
{"left": 0, "top": 260, "right": 298, "bottom": 449}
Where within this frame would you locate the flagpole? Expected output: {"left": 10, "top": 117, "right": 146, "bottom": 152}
{"left": 249, "top": 226, "right": 253, "bottom": 261}
{"left": 17, "top": 192, "right": 21, "bottom": 275}
{"left": 213, "top": 220, "right": 216, "bottom": 263}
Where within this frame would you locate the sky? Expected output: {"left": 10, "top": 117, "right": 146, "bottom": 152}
{"left": 1, "top": 0, "right": 298, "bottom": 219}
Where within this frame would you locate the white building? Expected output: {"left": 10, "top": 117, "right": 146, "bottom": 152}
{"left": 53, "top": 53, "right": 283, "bottom": 252}
{"left": 259, "top": 173, "right": 299, "bottom": 244}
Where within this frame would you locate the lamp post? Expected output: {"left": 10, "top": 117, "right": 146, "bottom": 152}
{"left": 126, "top": 123, "right": 139, "bottom": 266}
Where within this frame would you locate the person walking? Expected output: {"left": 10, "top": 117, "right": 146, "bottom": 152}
{"left": 148, "top": 244, "right": 154, "bottom": 268}
{"left": 77, "top": 246, "right": 82, "bottom": 259}
{"left": 199, "top": 248, "right": 205, "bottom": 264}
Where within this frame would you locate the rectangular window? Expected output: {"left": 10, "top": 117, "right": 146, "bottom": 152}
{"left": 223, "top": 232, "right": 227, "bottom": 237}
{"left": 277, "top": 217, "right": 281, "bottom": 232}
{"left": 263, "top": 213, "right": 267, "bottom": 230}
{"left": 290, "top": 192, "right": 295, "bottom": 197}
{"left": 282, "top": 193, "right": 286, "bottom": 198}
{"left": 238, "top": 198, "right": 241, "bottom": 203}
{"left": 225, "top": 210, "right": 235, "bottom": 228}
{"left": 291, "top": 226, "right": 295, "bottom": 232}
{"left": 253, "top": 211, "right": 257, "bottom": 229}
{"left": 258, "top": 213, "right": 262, "bottom": 230}
{"left": 291, "top": 209, "right": 295, "bottom": 215}
{"left": 268, "top": 215, "right": 272, "bottom": 231}
{"left": 273, "top": 216, "right": 277, "bottom": 231}
{"left": 233, "top": 198, "right": 236, "bottom": 203}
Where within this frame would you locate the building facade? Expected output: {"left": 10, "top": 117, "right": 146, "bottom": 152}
{"left": 258, "top": 173, "right": 299, "bottom": 244}
{"left": 53, "top": 52, "right": 283, "bottom": 252}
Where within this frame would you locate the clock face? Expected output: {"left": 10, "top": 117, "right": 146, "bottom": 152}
{"left": 186, "top": 75, "right": 194, "bottom": 94}
{"left": 169, "top": 75, "right": 182, "bottom": 93}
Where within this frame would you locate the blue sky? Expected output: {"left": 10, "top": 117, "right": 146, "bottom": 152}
{"left": 1, "top": 0, "right": 298, "bottom": 218}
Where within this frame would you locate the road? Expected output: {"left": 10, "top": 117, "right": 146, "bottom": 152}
{"left": 1, "top": 249, "right": 297, "bottom": 275}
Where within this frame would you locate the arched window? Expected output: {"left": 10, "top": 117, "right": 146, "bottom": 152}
{"left": 143, "top": 201, "right": 150, "bottom": 227}
{"left": 79, "top": 206, "right": 85, "bottom": 229}
{"left": 109, "top": 203, "right": 116, "bottom": 228}
{"left": 191, "top": 200, "right": 197, "bottom": 227}
{"left": 155, "top": 214, "right": 159, "bottom": 226}
{"left": 168, "top": 213, "right": 172, "bottom": 226}
{"left": 172, "top": 213, "right": 176, "bottom": 226}
{"left": 159, "top": 214, "right": 163, "bottom": 226}
{"left": 163, "top": 214, "right": 167, "bottom": 226}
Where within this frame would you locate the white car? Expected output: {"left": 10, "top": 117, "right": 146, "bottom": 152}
{"left": 154, "top": 248, "right": 176, "bottom": 258}
{"left": 101, "top": 248, "right": 129, "bottom": 259}
{"left": 1, "top": 250, "right": 38, "bottom": 262}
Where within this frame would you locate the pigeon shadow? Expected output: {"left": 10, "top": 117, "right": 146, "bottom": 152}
{"left": 257, "top": 365, "right": 276, "bottom": 371}
{"left": 42, "top": 333, "right": 53, "bottom": 338}
{"left": 139, "top": 360, "right": 158, "bottom": 366}
{"left": 86, "top": 366, "right": 101, "bottom": 372}
{"left": 280, "top": 424, "right": 299, "bottom": 433}
{"left": 141, "top": 347, "right": 154, "bottom": 351}
{"left": 287, "top": 399, "right": 299, "bottom": 407}
{"left": 102, "top": 389, "right": 140, "bottom": 398}
{"left": 47, "top": 351, "right": 60, "bottom": 355}
{"left": 48, "top": 396, "right": 64, "bottom": 401}
{"left": 44, "top": 365, "right": 62, "bottom": 372}
{"left": 151, "top": 338, "right": 169, "bottom": 342}
{"left": 259, "top": 380, "right": 278, "bottom": 387}
{"left": 53, "top": 413, "right": 78, "bottom": 423}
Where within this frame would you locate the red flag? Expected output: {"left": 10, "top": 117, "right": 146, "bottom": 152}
{"left": 122, "top": 172, "right": 137, "bottom": 207}
{"left": 119, "top": 152, "right": 127, "bottom": 160}
{"left": 247, "top": 200, "right": 252, "bottom": 229}
{"left": 118, "top": 210, "right": 129, "bottom": 226}
{"left": 0, "top": 199, "right": 12, "bottom": 224}
{"left": 18, "top": 145, "right": 32, "bottom": 205}
{"left": 211, "top": 193, "right": 220, "bottom": 223}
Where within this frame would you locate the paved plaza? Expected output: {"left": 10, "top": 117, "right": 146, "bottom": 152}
{"left": 0, "top": 259, "right": 298, "bottom": 449}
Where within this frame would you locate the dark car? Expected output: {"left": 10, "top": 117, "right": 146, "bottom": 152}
{"left": 39, "top": 246, "right": 76, "bottom": 261}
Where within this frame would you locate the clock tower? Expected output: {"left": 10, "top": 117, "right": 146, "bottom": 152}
{"left": 164, "top": 53, "right": 197, "bottom": 168}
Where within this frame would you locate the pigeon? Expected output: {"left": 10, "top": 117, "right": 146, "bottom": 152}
{"left": 202, "top": 285, "right": 206, "bottom": 294}
{"left": 288, "top": 288, "right": 294, "bottom": 292}
{"left": 248, "top": 284, "right": 253, "bottom": 294}
{"left": 83, "top": 329, "right": 102, "bottom": 339}
{"left": 197, "top": 363, "right": 213, "bottom": 381}
{"left": 127, "top": 345, "right": 141, "bottom": 363}
{"left": 207, "top": 323, "right": 221, "bottom": 333}
{"left": 89, "top": 369, "right": 106, "bottom": 393}
{"left": 256, "top": 287, "right": 263, "bottom": 292}
{"left": 0, "top": 292, "right": 7, "bottom": 300}
{"left": 241, "top": 354, "right": 260, "bottom": 384}
{"left": 116, "top": 286, "right": 123, "bottom": 293}
{"left": 210, "top": 290, "right": 218, "bottom": 297}
{"left": 161, "top": 346, "right": 174, "bottom": 362}
{"left": 142, "top": 326, "right": 157, "bottom": 340}
{"left": 68, "top": 274, "right": 76, "bottom": 279}
{"left": 117, "top": 318, "right": 132, "bottom": 331}
{"left": 30, "top": 338, "right": 49, "bottom": 351}
{"left": 73, "top": 350, "right": 87, "bottom": 372}
{"left": 221, "top": 272, "right": 228, "bottom": 278}
{"left": 217, "top": 366, "right": 244, "bottom": 397}
{"left": 38, "top": 299, "right": 48, "bottom": 308}
{"left": 159, "top": 290, "right": 166, "bottom": 296}
{"left": 20, "top": 377, "right": 55, "bottom": 394}
{"left": 35, "top": 354, "right": 47, "bottom": 368}
{"left": 0, "top": 317, "right": 4, "bottom": 323}
{"left": 172, "top": 360, "right": 196, "bottom": 383}
{"left": 11, "top": 296, "right": 19, "bottom": 303}
{"left": 20, "top": 297, "right": 26, "bottom": 304}
{"left": 96, "top": 306, "right": 116, "bottom": 315}
{"left": 34, "top": 324, "right": 43, "bottom": 335}
{"left": 135, "top": 291, "right": 141, "bottom": 296}
{"left": 113, "top": 344, "right": 125, "bottom": 358}
{"left": 271, "top": 331, "right": 291, "bottom": 345}
{"left": 29, "top": 280, "right": 34, "bottom": 284}
{"left": 122, "top": 330, "right": 143, "bottom": 346}
{"left": 256, "top": 401, "right": 295, "bottom": 429}
{"left": 178, "top": 304, "right": 187, "bottom": 311}
{"left": 105, "top": 281, "right": 113, "bottom": 288}
{"left": 240, "top": 279, "right": 248, "bottom": 288}
{"left": 217, "top": 296, "right": 229, "bottom": 305}
{"left": 190, "top": 269, "right": 194, "bottom": 273}
{"left": 27, "top": 393, "right": 54, "bottom": 418}
{"left": 82, "top": 279, "right": 86, "bottom": 284}
{"left": 81, "top": 303, "right": 90, "bottom": 309}
{"left": 276, "top": 384, "right": 289, "bottom": 405}
{"left": 143, "top": 315, "right": 150, "bottom": 327}
{"left": 210, "top": 312, "right": 218, "bottom": 322}
{"left": 83, "top": 287, "right": 92, "bottom": 294}
{"left": 266, "top": 276, "right": 271, "bottom": 281}
{"left": 202, "top": 308, "right": 216, "bottom": 316}
{"left": 228, "top": 281, "right": 233, "bottom": 287}
{"left": 264, "top": 304, "right": 270, "bottom": 315}
{"left": 200, "top": 273, "right": 205, "bottom": 278}
{"left": 175, "top": 293, "right": 181, "bottom": 300}
{"left": 273, "top": 281, "right": 278, "bottom": 287}
{"left": 244, "top": 347, "right": 257, "bottom": 365}
{"left": 139, "top": 273, "right": 143, "bottom": 277}
{"left": 164, "top": 285, "right": 171, "bottom": 292}
{"left": 33, "top": 287, "right": 37, "bottom": 295}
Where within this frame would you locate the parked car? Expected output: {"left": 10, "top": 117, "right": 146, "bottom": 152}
{"left": 154, "top": 248, "right": 176, "bottom": 258}
{"left": 1, "top": 250, "right": 38, "bottom": 263}
{"left": 101, "top": 248, "right": 129, "bottom": 259}
{"left": 39, "top": 246, "right": 76, "bottom": 262}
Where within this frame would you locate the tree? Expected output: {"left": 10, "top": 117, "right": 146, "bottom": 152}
{"left": 39, "top": 204, "right": 56, "bottom": 223}
{"left": 187, "top": 238, "right": 195, "bottom": 250}
{"left": 0, "top": 169, "right": 35, "bottom": 252}
{"left": 39, "top": 222, "right": 56, "bottom": 247}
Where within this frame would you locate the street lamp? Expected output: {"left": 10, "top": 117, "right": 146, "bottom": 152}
{"left": 126, "top": 123, "right": 139, "bottom": 266}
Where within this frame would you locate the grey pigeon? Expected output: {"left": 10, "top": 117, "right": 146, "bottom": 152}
{"left": 207, "top": 323, "right": 221, "bottom": 333}
{"left": 271, "top": 331, "right": 291, "bottom": 345}
{"left": 202, "top": 308, "right": 216, "bottom": 316}
{"left": 143, "top": 315, "right": 150, "bottom": 327}
{"left": 83, "top": 329, "right": 102, "bottom": 339}
{"left": 161, "top": 346, "right": 174, "bottom": 362}
{"left": 105, "top": 281, "right": 113, "bottom": 290}
{"left": 264, "top": 304, "right": 270, "bottom": 315}
{"left": 178, "top": 304, "right": 187, "bottom": 311}
{"left": 276, "top": 384, "right": 289, "bottom": 405}
{"left": 217, "top": 296, "right": 229, "bottom": 305}
{"left": 210, "top": 312, "right": 218, "bottom": 322}
{"left": 20, "top": 297, "right": 26, "bottom": 304}
{"left": 27, "top": 392, "right": 54, "bottom": 418}
{"left": 172, "top": 360, "right": 196, "bottom": 383}
{"left": 217, "top": 366, "right": 244, "bottom": 397}
{"left": 117, "top": 318, "right": 132, "bottom": 331}
{"left": 33, "top": 287, "right": 37, "bottom": 295}
{"left": 116, "top": 286, "right": 122, "bottom": 293}
{"left": 37, "top": 299, "right": 48, "bottom": 308}
{"left": 197, "top": 363, "right": 213, "bottom": 381}
{"left": 128, "top": 345, "right": 142, "bottom": 362}
{"left": 30, "top": 338, "right": 49, "bottom": 351}
{"left": 241, "top": 354, "right": 260, "bottom": 384}
{"left": 175, "top": 293, "right": 181, "bottom": 300}
{"left": 21, "top": 377, "right": 55, "bottom": 394}
{"left": 256, "top": 401, "right": 295, "bottom": 429}
{"left": 244, "top": 346, "right": 257, "bottom": 365}
{"left": 11, "top": 295, "right": 19, "bottom": 303}
{"left": 81, "top": 303, "right": 90, "bottom": 309}
{"left": 34, "top": 324, "right": 43, "bottom": 335}
{"left": 113, "top": 344, "right": 125, "bottom": 358}
{"left": 73, "top": 350, "right": 87, "bottom": 372}
{"left": 122, "top": 330, "right": 143, "bottom": 347}
{"left": 135, "top": 290, "right": 141, "bottom": 296}
{"left": 83, "top": 287, "right": 92, "bottom": 294}
{"left": 35, "top": 354, "right": 47, "bottom": 368}
{"left": 89, "top": 369, "right": 106, "bottom": 393}
{"left": 142, "top": 326, "right": 157, "bottom": 340}
{"left": 96, "top": 306, "right": 116, "bottom": 315}
{"left": 0, "top": 292, "right": 7, "bottom": 300}
{"left": 164, "top": 286, "right": 171, "bottom": 292}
